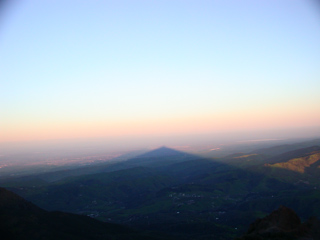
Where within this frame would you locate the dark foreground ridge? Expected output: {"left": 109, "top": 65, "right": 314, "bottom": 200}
{"left": 0, "top": 187, "right": 167, "bottom": 240}
{"left": 236, "top": 205, "right": 320, "bottom": 240}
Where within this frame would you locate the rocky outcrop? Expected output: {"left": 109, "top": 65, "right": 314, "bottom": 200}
{"left": 236, "top": 205, "right": 320, "bottom": 240}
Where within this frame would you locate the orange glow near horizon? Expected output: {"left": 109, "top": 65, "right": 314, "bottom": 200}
{"left": 1, "top": 107, "right": 319, "bottom": 143}
{"left": 1, "top": 1, "right": 320, "bottom": 145}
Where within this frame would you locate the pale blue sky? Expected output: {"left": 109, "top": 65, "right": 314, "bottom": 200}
{"left": 1, "top": 0, "right": 320, "bottom": 143}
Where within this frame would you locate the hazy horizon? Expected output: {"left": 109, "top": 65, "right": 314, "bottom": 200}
{"left": 1, "top": 1, "right": 320, "bottom": 149}
{"left": 1, "top": 125, "right": 319, "bottom": 155}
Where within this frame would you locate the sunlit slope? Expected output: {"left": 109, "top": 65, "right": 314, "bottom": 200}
{"left": 246, "top": 146, "right": 320, "bottom": 187}
{"left": 268, "top": 150, "right": 320, "bottom": 173}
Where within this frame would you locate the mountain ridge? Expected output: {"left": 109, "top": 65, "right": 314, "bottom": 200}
{"left": 251, "top": 139, "right": 320, "bottom": 156}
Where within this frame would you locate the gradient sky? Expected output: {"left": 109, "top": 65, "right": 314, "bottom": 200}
{"left": 1, "top": 0, "right": 320, "bottom": 144}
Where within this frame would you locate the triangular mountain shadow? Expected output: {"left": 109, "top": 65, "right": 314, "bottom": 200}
{"left": 3, "top": 147, "right": 202, "bottom": 183}
{"left": 122, "top": 146, "right": 202, "bottom": 167}
{"left": 137, "top": 146, "right": 187, "bottom": 158}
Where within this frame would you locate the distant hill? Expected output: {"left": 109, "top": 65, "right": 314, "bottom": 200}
{"left": 221, "top": 153, "right": 268, "bottom": 167}
{"left": 0, "top": 187, "right": 167, "bottom": 240}
{"left": 252, "top": 139, "right": 320, "bottom": 156}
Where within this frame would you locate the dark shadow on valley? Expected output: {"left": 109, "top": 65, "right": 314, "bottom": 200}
{"left": 1, "top": 142, "right": 320, "bottom": 240}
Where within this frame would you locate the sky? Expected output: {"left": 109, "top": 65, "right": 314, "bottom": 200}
{"left": 1, "top": 0, "right": 320, "bottom": 146}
